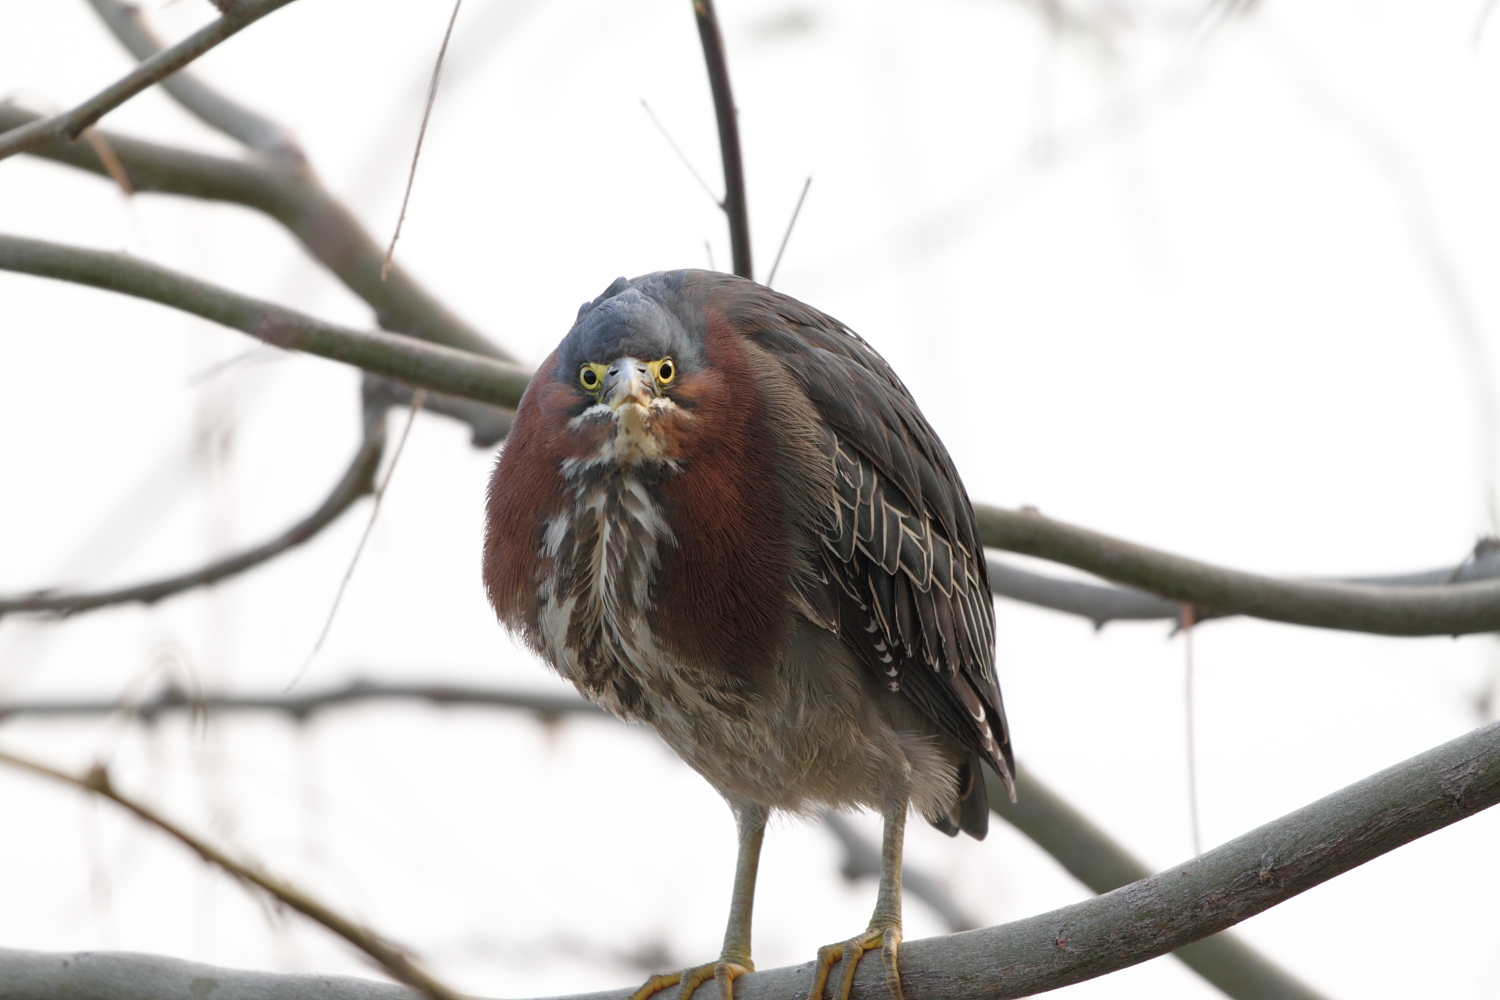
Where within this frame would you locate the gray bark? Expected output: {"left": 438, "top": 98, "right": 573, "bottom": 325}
{"left": 6, "top": 719, "right": 1497, "bottom": 1000}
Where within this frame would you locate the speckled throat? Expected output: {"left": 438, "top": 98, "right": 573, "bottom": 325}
{"left": 536, "top": 458, "right": 679, "bottom": 720}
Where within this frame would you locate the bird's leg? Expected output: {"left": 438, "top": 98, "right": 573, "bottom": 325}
{"left": 629, "top": 802, "right": 767, "bottom": 1000}
{"left": 809, "top": 803, "right": 906, "bottom": 1000}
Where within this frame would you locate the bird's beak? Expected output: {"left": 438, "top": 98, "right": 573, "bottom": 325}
{"left": 602, "top": 358, "right": 655, "bottom": 412}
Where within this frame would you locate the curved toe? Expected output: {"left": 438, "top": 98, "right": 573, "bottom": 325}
{"left": 628, "top": 960, "right": 752, "bottom": 1000}
{"left": 808, "top": 926, "right": 904, "bottom": 1000}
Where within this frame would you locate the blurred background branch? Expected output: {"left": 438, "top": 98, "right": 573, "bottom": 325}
{"left": 985, "top": 538, "right": 1500, "bottom": 629}
{"left": 0, "top": 0, "right": 302, "bottom": 161}
{"left": 0, "top": 104, "right": 510, "bottom": 366}
{"left": 0, "top": 389, "right": 386, "bottom": 620}
{"left": 84, "top": 0, "right": 306, "bottom": 163}
{"left": 0, "top": 746, "right": 464, "bottom": 1000}
{"left": 3, "top": 227, "right": 1494, "bottom": 639}
{"left": 0, "top": 676, "right": 1327, "bottom": 1000}
{"left": 10, "top": 714, "right": 1495, "bottom": 1000}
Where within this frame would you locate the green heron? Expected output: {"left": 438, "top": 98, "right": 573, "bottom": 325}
{"left": 484, "top": 270, "right": 1013, "bottom": 1000}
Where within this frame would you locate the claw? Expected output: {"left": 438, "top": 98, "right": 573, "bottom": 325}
{"left": 808, "top": 925, "right": 903, "bottom": 1000}
{"left": 629, "top": 971, "right": 683, "bottom": 1000}
{"left": 629, "top": 960, "right": 752, "bottom": 1000}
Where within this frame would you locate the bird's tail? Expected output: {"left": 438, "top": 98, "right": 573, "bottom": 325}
{"left": 925, "top": 757, "right": 991, "bottom": 840}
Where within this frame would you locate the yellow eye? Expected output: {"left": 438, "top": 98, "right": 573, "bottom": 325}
{"left": 579, "top": 364, "right": 606, "bottom": 392}
{"left": 650, "top": 358, "right": 676, "bottom": 385}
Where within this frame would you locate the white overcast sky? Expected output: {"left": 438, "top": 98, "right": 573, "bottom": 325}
{"left": 2, "top": 1, "right": 1500, "bottom": 998}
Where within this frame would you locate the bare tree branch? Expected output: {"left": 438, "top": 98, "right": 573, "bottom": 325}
{"left": 383, "top": 0, "right": 466, "bottom": 280}
{"left": 7, "top": 717, "right": 1498, "bottom": 1000}
{"left": 0, "top": 678, "right": 599, "bottom": 725}
{"left": 988, "top": 764, "right": 1328, "bottom": 1000}
{"left": 0, "top": 0, "right": 302, "bottom": 162}
{"left": 0, "top": 747, "right": 466, "bottom": 1000}
{"left": 0, "top": 678, "right": 1356, "bottom": 999}
{"left": 975, "top": 505, "right": 1500, "bottom": 635}
{"left": 7, "top": 227, "right": 1498, "bottom": 637}
{"left": 0, "top": 950, "right": 419, "bottom": 1000}
{"left": 0, "top": 232, "right": 532, "bottom": 409}
{"left": 83, "top": 0, "right": 305, "bottom": 162}
{"left": 0, "top": 390, "right": 387, "bottom": 620}
{"left": 0, "top": 105, "right": 511, "bottom": 364}
{"left": 985, "top": 541, "right": 1500, "bottom": 629}
{"left": 369, "top": 377, "right": 514, "bottom": 447}
{"left": 691, "top": 0, "right": 752, "bottom": 278}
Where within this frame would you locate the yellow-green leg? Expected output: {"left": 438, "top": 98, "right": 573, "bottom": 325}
{"left": 809, "top": 804, "right": 905, "bottom": 1000}
{"left": 630, "top": 803, "right": 768, "bottom": 1000}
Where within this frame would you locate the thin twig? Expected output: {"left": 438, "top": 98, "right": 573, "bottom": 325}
{"left": 0, "top": 0, "right": 302, "bottom": 162}
{"left": 0, "top": 679, "right": 601, "bottom": 724}
{"left": 640, "top": 99, "right": 722, "bottom": 207}
{"left": 83, "top": 0, "right": 304, "bottom": 162}
{"left": 690, "top": 0, "right": 752, "bottom": 278}
{"left": 765, "top": 175, "right": 811, "bottom": 288}
{"left": 383, "top": 0, "right": 466, "bottom": 282}
{"left": 0, "top": 412, "right": 386, "bottom": 620}
{"left": 287, "top": 391, "right": 427, "bottom": 692}
{"left": 79, "top": 129, "right": 133, "bottom": 196}
{"left": 1182, "top": 604, "right": 1202, "bottom": 856}
{"left": 0, "top": 747, "right": 467, "bottom": 1000}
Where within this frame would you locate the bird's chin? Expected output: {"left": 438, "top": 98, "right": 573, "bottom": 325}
{"left": 599, "top": 401, "right": 672, "bottom": 465}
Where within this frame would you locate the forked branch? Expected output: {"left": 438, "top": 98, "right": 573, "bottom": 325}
{"left": 4, "top": 229, "right": 1495, "bottom": 635}
{"left": 0, "top": 105, "right": 509, "bottom": 363}
{"left": 0, "top": 0, "right": 302, "bottom": 161}
{"left": 84, "top": 0, "right": 304, "bottom": 162}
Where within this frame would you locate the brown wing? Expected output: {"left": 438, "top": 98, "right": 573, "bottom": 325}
{"left": 721, "top": 282, "right": 1015, "bottom": 792}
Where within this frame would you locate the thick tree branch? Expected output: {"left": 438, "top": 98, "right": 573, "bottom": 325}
{"left": 975, "top": 505, "right": 1500, "bottom": 635}
{"left": 691, "top": 0, "right": 752, "bottom": 278}
{"left": 0, "top": 104, "right": 510, "bottom": 363}
{"left": 84, "top": 0, "right": 305, "bottom": 162}
{"left": 0, "top": 387, "right": 389, "bottom": 620}
{"left": 0, "top": 0, "right": 301, "bottom": 162}
{"left": 6, "top": 228, "right": 1496, "bottom": 637}
{"left": 0, "top": 679, "right": 1343, "bottom": 1000}
{"left": 0, "top": 748, "right": 465, "bottom": 1000}
{"left": 0, "top": 950, "right": 418, "bottom": 1000}
{"left": 985, "top": 540, "right": 1500, "bottom": 629}
{"left": 988, "top": 764, "right": 1327, "bottom": 1000}
{"left": 0, "top": 233, "right": 532, "bottom": 409}
{"left": 7, "top": 718, "right": 1497, "bottom": 1000}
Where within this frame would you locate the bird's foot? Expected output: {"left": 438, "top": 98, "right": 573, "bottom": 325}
{"left": 628, "top": 959, "right": 753, "bottom": 1000}
{"left": 809, "top": 924, "right": 903, "bottom": 1000}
